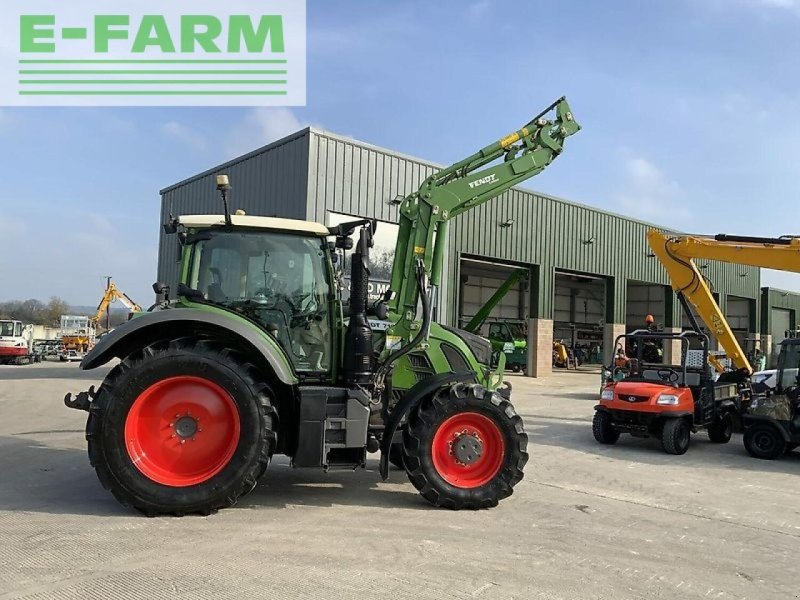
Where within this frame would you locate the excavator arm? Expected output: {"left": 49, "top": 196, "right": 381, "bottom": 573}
{"left": 387, "top": 97, "right": 580, "bottom": 341}
{"left": 647, "top": 230, "right": 800, "bottom": 375}
{"left": 90, "top": 281, "right": 142, "bottom": 325}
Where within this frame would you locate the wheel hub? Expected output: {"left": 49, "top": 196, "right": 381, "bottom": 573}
{"left": 174, "top": 415, "right": 198, "bottom": 439}
{"left": 451, "top": 432, "right": 483, "bottom": 465}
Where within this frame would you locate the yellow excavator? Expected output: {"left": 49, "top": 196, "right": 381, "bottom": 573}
{"left": 91, "top": 279, "right": 142, "bottom": 329}
{"left": 647, "top": 230, "right": 800, "bottom": 459}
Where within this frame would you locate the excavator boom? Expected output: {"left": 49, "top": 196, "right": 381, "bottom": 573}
{"left": 91, "top": 281, "right": 142, "bottom": 325}
{"left": 647, "top": 230, "right": 800, "bottom": 375}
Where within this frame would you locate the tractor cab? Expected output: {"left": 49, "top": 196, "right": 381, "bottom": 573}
{"left": 744, "top": 337, "right": 800, "bottom": 459}
{"left": 594, "top": 329, "right": 740, "bottom": 455}
{"left": 176, "top": 214, "right": 335, "bottom": 374}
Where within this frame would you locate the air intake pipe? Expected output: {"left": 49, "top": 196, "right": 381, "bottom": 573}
{"left": 343, "top": 224, "right": 375, "bottom": 385}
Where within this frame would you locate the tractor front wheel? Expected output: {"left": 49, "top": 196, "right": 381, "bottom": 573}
{"left": 402, "top": 383, "right": 528, "bottom": 510}
{"left": 86, "top": 338, "right": 277, "bottom": 516}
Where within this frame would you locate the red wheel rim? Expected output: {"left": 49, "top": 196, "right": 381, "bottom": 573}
{"left": 124, "top": 376, "right": 240, "bottom": 487}
{"left": 431, "top": 412, "right": 505, "bottom": 489}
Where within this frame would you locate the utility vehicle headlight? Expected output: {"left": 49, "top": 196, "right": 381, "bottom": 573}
{"left": 600, "top": 389, "right": 614, "bottom": 401}
{"left": 657, "top": 394, "right": 680, "bottom": 405}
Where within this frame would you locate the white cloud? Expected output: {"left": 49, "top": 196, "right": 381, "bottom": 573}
{"left": 613, "top": 156, "right": 691, "bottom": 226}
{"left": 86, "top": 213, "right": 115, "bottom": 235}
{"left": 162, "top": 121, "right": 207, "bottom": 150}
{"left": 224, "top": 108, "right": 307, "bottom": 157}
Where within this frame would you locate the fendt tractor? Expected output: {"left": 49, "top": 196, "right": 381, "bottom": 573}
{"left": 65, "top": 98, "right": 580, "bottom": 515}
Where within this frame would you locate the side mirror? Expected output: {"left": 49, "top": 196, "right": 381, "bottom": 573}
{"left": 152, "top": 282, "right": 170, "bottom": 302}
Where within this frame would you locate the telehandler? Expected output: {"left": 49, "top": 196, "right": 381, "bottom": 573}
{"left": 65, "top": 98, "right": 580, "bottom": 515}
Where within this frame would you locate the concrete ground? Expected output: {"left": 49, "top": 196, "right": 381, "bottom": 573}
{"left": 0, "top": 362, "right": 797, "bottom": 600}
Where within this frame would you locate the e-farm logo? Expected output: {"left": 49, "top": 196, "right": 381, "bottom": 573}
{"left": 3, "top": 1, "right": 306, "bottom": 106}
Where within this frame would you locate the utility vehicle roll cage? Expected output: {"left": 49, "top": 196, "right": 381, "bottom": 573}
{"left": 610, "top": 329, "right": 710, "bottom": 387}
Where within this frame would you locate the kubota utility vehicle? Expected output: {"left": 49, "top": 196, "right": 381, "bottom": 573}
{"left": 65, "top": 98, "right": 580, "bottom": 515}
{"left": 594, "top": 329, "right": 742, "bottom": 455}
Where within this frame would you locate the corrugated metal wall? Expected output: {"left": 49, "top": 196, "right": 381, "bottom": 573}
{"left": 158, "top": 127, "right": 762, "bottom": 328}
{"left": 157, "top": 130, "right": 311, "bottom": 290}
{"left": 761, "top": 287, "right": 800, "bottom": 333}
{"left": 450, "top": 189, "right": 760, "bottom": 323}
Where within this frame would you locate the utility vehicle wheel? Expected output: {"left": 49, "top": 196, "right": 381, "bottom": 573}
{"left": 744, "top": 423, "right": 785, "bottom": 460}
{"left": 707, "top": 412, "right": 733, "bottom": 444}
{"left": 511, "top": 364, "right": 521, "bottom": 373}
{"left": 402, "top": 383, "right": 527, "bottom": 510}
{"left": 389, "top": 443, "right": 405, "bottom": 469}
{"left": 86, "top": 338, "right": 277, "bottom": 516}
{"left": 592, "top": 410, "right": 620, "bottom": 444}
{"left": 661, "top": 418, "right": 691, "bottom": 455}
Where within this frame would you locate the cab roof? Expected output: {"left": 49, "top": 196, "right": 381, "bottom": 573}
{"left": 178, "top": 214, "right": 329, "bottom": 236}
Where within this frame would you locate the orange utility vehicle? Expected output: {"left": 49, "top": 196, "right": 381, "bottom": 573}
{"left": 593, "top": 328, "right": 742, "bottom": 455}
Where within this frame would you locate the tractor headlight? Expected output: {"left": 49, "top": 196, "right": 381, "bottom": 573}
{"left": 657, "top": 394, "right": 680, "bottom": 405}
{"left": 600, "top": 389, "right": 614, "bottom": 401}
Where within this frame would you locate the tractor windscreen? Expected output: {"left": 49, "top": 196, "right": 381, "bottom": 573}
{"left": 188, "top": 230, "right": 332, "bottom": 373}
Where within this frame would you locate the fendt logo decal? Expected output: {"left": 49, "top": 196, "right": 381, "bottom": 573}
{"left": 3, "top": 0, "right": 306, "bottom": 107}
{"left": 468, "top": 173, "right": 498, "bottom": 189}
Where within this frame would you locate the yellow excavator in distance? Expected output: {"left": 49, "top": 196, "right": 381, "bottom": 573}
{"left": 646, "top": 230, "right": 800, "bottom": 376}
{"left": 91, "top": 279, "right": 142, "bottom": 329}
{"left": 646, "top": 230, "right": 800, "bottom": 460}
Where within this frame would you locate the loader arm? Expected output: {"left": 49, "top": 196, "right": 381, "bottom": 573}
{"left": 387, "top": 97, "right": 580, "bottom": 342}
{"left": 463, "top": 268, "right": 527, "bottom": 334}
{"left": 647, "top": 230, "right": 800, "bottom": 375}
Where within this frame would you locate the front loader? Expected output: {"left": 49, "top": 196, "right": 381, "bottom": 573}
{"left": 65, "top": 98, "right": 580, "bottom": 515}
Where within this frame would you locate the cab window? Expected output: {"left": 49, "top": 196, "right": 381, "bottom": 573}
{"left": 188, "top": 230, "right": 331, "bottom": 373}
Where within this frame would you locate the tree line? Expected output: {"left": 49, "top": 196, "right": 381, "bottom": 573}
{"left": 0, "top": 297, "right": 72, "bottom": 326}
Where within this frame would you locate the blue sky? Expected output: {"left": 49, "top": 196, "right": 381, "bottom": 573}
{"left": 1, "top": 0, "right": 799, "bottom": 305}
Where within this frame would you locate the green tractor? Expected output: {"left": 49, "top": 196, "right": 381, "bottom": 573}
{"left": 65, "top": 98, "right": 580, "bottom": 515}
{"left": 463, "top": 269, "right": 529, "bottom": 374}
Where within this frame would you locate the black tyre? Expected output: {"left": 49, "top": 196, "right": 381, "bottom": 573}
{"left": 707, "top": 412, "right": 733, "bottom": 444}
{"left": 402, "top": 382, "right": 528, "bottom": 510}
{"left": 661, "top": 418, "right": 691, "bottom": 455}
{"left": 510, "top": 363, "right": 521, "bottom": 373}
{"left": 743, "top": 423, "right": 786, "bottom": 460}
{"left": 86, "top": 338, "right": 277, "bottom": 516}
{"left": 592, "top": 410, "right": 620, "bottom": 444}
{"left": 389, "top": 442, "right": 405, "bottom": 469}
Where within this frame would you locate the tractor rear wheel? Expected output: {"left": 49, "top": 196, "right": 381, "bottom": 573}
{"left": 402, "top": 383, "right": 528, "bottom": 510}
{"left": 707, "top": 412, "right": 733, "bottom": 444}
{"left": 592, "top": 410, "right": 620, "bottom": 444}
{"left": 661, "top": 417, "right": 691, "bottom": 455}
{"left": 389, "top": 443, "right": 405, "bottom": 469}
{"left": 86, "top": 338, "right": 277, "bottom": 516}
{"left": 743, "top": 423, "right": 786, "bottom": 460}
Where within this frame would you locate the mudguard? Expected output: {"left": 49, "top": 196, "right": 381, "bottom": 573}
{"left": 80, "top": 308, "right": 298, "bottom": 385}
{"left": 742, "top": 414, "right": 791, "bottom": 441}
{"left": 379, "top": 371, "right": 475, "bottom": 480}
